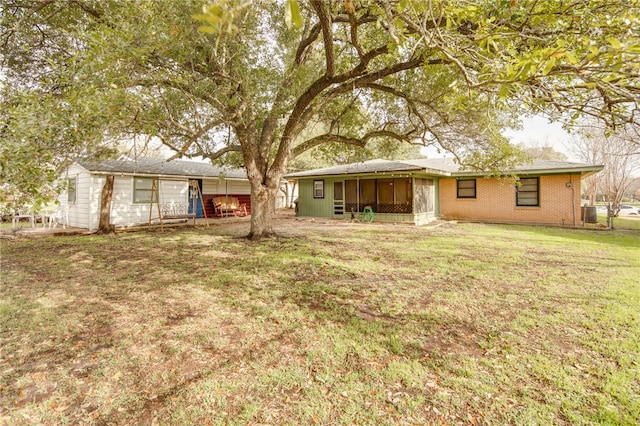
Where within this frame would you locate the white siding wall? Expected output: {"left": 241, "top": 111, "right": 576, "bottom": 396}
{"left": 110, "top": 177, "right": 188, "bottom": 227}
{"left": 202, "top": 179, "right": 221, "bottom": 194}
{"left": 202, "top": 179, "right": 251, "bottom": 195}
{"left": 58, "top": 168, "right": 190, "bottom": 230}
{"left": 88, "top": 175, "right": 105, "bottom": 231}
{"left": 229, "top": 180, "right": 251, "bottom": 194}
{"left": 58, "top": 164, "right": 92, "bottom": 229}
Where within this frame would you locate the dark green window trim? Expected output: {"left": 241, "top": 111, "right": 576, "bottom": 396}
{"left": 133, "top": 177, "right": 154, "bottom": 204}
{"left": 516, "top": 177, "right": 539, "bottom": 207}
{"left": 457, "top": 179, "right": 476, "bottom": 198}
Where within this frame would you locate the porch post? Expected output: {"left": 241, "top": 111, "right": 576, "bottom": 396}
{"left": 412, "top": 177, "right": 415, "bottom": 214}
{"left": 356, "top": 177, "right": 360, "bottom": 212}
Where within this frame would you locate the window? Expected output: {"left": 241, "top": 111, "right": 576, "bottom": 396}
{"left": 516, "top": 177, "right": 539, "bottom": 206}
{"left": 313, "top": 180, "right": 324, "bottom": 198}
{"left": 457, "top": 179, "right": 476, "bottom": 198}
{"left": 133, "top": 177, "right": 154, "bottom": 204}
{"left": 67, "top": 177, "right": 77, "bottom": 204}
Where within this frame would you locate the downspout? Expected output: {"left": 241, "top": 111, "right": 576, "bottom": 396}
{"left": 434, "top": 177, "right": 440, "bottom": 217}
{"left": 356, "top": 176, "right": 360, "bottom": 212}
{"left": 411, "top": 177, "right": 416, "bottom": 225}
{"left": 568, "top": 175, "right": 576, "bottom": 226}
{"left": 411, "top": 177, "right": 415, "bottom": 214}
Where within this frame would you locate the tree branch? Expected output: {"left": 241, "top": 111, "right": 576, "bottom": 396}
{"left": 167, "top": 143, "right": 241, "bottom": 162}
{"left": 271, "top": 41, "right": 392, "bottom": 173}
{"left": 362, "top": 82, "right": 450, "bottom": 142}
{"left": 344, "top": 3, "right": 364, "bottom": 57}
{"left": 310, "top": 0, "right": 334, "bottom": 76}
{"left": 69, "top": 0, "right": 103, "bottom": 20}
{"left": 167, "top": 119, "right": 226, "bottom": 160}
{"left": 328, "top": 57, "right": 447, "bottom": 98}
{"left": 292, "top": 130, "right": 414, "bottom": 158}
{"left": 295, "top": 22, "right": 321, "bottom": 65}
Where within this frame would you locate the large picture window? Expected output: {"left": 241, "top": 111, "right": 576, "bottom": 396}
{"left": 516, "top": 177, "right": 539, "bottom": 206}
{"left": 313, "top": 180, "right": 324, "bottom": 198}
{"left": 133, "top": 177, "right": 154, "bottom": 204}
{"left": 457, "top": 179, "right": 476, "bottom": 198}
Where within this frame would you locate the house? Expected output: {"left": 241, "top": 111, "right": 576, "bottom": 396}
{"left": 58, "top": 156, "right": 252, "bottom": 231}
{"left": 285, "top": 158, "right": 604, "bottom": 226}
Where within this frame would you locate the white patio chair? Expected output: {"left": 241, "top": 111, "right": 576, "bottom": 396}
{"left": 54, "top": 207, "right": 69, "bottom": 229}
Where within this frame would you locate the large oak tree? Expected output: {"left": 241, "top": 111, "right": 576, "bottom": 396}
{"left": 1, "top": 0, "right": 638, "bottom": 238}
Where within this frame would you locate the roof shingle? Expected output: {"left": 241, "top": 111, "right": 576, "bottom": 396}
{"left": 285, "top": 158, "right": 603, "bottom": 178}
{"left": 77, "top": 156, "right": 247, "bottom": 179}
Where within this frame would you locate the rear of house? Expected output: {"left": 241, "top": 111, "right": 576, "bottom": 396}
{"left": 58, "top": 157, "right": 251, "bottom": 231}
{"left": 290, "top": 160, "right": 447, "bottom": 226}
{"left": 287, "top": 158, "right": 603, "bottom": 226}
{"left": 440, "top": 174, "right": 583, "bottom": 226}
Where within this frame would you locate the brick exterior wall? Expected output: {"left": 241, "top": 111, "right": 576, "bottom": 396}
{"left": 439, "top": 174, "right": 584, "bottom": 225}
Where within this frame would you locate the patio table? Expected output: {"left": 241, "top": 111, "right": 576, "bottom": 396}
{"left": 12, "top": 213, "right": 35, "bottom": 228}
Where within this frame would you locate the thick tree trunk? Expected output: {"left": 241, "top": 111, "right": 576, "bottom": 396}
{"left": 247, "top": 183, "right": 278, "bottom": 240}
{"left": 238, "top": 120, "right": 289, "bottom": 239}
{"left": 95, "top": 174, "right": 115, "bottom": 235}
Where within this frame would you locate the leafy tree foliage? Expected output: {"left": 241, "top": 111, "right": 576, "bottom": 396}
{"left": 1, "top": 1, "right": 638, "bottom": 237}
{"left": 521, "top": 145, "right": 568, "bottom": 162}
{"left": 0, "top": 87, "right": 118, "bottom": 213}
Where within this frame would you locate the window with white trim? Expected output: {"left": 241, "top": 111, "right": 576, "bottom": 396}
{"left": 67, "top": 177, "right": 77, "bottom": 204}
{"left": 313, "top": 180, "right": 324, "bottom": 198}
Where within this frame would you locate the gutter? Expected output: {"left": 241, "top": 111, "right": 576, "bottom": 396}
{"left": 88, "top": 171, "right": 248, "bottom": 181}
{"left": 286, "top": 165, "right": 605, "bottom": 180}
{"left": 452, "top": 165, "right": 605, "bottom": 178}
{"left": 285, "top": 167, "right": 452, "bottom": 180}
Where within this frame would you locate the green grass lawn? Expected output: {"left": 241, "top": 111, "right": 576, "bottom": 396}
{"left": 1, "top": 220, "right": 639, "bottom": 425}
{"left": 596, "top": 213, "right": 640, "bottom": 231}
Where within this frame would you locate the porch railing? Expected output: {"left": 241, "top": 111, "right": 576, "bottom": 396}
{"left": 344, "top": 202, "right": 413, "bottom": 214}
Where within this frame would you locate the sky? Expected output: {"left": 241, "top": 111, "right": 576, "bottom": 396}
{"left": 503, "top": 115, "right": 578, "bottom": 161}
{"left": 421, "top": 114, "right": 579, "bottom": 161}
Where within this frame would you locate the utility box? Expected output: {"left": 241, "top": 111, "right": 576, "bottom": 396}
{"left": 581, "top": 205, "right": 598, "bottom": 223}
